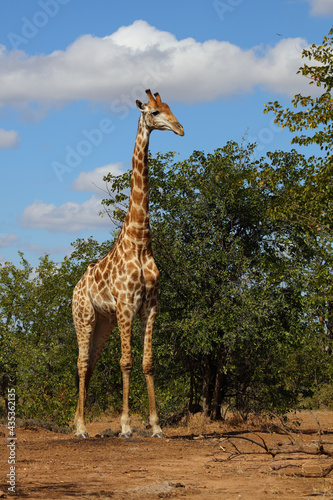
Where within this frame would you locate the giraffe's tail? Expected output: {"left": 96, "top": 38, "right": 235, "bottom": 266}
{"left": 75, "top": 367, "right": 79, "bottom": 392}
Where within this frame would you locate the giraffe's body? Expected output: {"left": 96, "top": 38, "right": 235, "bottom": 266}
{"left": 73, "top": 90, "right": 184, "bottom": 437}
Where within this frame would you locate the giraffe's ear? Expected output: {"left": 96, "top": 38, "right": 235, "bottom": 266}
{"left": 136, "top": 100, "right": 144, "bottom": 111}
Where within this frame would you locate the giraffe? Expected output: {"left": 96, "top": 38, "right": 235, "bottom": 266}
{"left": 73, "top": 89, "right": 184, "bottom": 438}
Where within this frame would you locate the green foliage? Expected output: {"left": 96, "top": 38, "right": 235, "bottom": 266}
{"left": 1, "top": 138, "right": 332, "bottom": 422}
{"left": 102, "top": 143, "right": 332, "bottom": 418}
{"left": 0, "top": 238, "right": 118, "bottom": 424}
{"left": 263, "top": 28, "right": 333, "bottom": 244}
{"left": 264, "top": 28, "right": 333, "bottom": 154}
{"left": 301, "top": 383, "right": 333, "bottom": 410}
{"left": 0, "top": 254, "right": 76, "bottom": 424}
{"left": 262, "top": 29, "right": 333, "bottom": 406}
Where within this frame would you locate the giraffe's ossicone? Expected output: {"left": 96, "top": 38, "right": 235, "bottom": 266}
{"left": 73, "top": 89, "right": 184, "bottom": 438}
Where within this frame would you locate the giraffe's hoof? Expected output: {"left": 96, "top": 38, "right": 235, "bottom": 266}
{"left": 153, "top": 432, "right": 164, "bottom": 438}
{"left": 120, "top": 432, "right": 133, "bottom": 438}
{"left": 76, "top": 432, "right": 89, "bottom": 439}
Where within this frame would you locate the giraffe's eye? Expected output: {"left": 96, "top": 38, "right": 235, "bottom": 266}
{"left": 151, "top": 110, "right": 160, "bottom": 116}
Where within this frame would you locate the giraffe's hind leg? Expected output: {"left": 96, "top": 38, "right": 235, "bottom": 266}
{"left": 74, "top": 316, "right": 95, "bottom": 438}
{"left": 86, "top": 314, "right": 117, "bottom": 387}
{"left": 72, "top": 282, "right": 92, "bottom": 437}
{"left": 74, "top": 312, "right": 116, "bottom": 437}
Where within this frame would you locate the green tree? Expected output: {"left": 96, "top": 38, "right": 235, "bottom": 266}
{"left": 0, "top": 254, "right": 33, "bottom": 415}
{"left": 103, "top": 143, "right": 321, "bottom": 419}
{"left": 263, "top": 28, "right": 333, "bottom": 234}
{"left": 264, "top": 28, "right": 333, "bottom": 153}
{"left": 0, "top": 254, "right": 77, "bottom": 422}
{"left": 263, "top": 28, "right": 333, "bottom": 366}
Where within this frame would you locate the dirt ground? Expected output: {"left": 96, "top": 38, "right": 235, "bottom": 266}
{"left": 1, "top": 411, "right": 333, "bottom": 499}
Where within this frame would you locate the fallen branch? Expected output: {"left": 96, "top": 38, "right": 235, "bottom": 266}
{"left": 213, "top": 414, "right": 333, "bottom": 478}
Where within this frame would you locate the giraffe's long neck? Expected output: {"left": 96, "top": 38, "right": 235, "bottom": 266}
{"left": 123, "top": 114, "right": 151, "bottom": 242}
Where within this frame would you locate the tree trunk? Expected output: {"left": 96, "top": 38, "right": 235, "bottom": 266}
{"left": 210, "top": 355, "right": 224, "bottom": 420}
{"left": 202, "top": 356, "right": 212, "bottom": 417}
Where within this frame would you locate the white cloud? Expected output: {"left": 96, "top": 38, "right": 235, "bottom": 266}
{"left": 72, "top": 163, "right": 124, "bottom": 192}
{"left": 0, "top": 20, "right": 311, "bottom": 113}
{"left": 0, "top": 128, "right": 20, "bottom": 148}
{"left": 21, "top": 165, "right": 126, "bottom": 233}
{"left": 0, "top": 233, "right": 19, "bottom": 247}
{"left": 307, "top": 0, "right": 333, "bottom": 15}
{"left": 21, "top": 195, "right": 111, "bottom": 233}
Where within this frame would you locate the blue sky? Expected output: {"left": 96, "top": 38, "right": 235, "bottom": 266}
{"left": 0, "top": 0, "right": 332, "bottom": 267}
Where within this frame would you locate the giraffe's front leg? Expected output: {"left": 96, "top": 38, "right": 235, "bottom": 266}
{"left": 117, "top": 303, "right": 134, "bottom": 437}
{"left": 140, "top": 297, "right": 163, "bottom": 438}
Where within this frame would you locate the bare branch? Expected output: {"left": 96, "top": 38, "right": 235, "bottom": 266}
{"left": 213, "top": 416, "right": 333, "bottom": 478}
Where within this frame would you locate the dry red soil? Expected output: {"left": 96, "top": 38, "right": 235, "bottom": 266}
{"left": 1, "top": 411, "right": 333, "bottom": 499}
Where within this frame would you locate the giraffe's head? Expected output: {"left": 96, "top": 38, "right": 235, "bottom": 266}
{"left": 136, "top": 89, "right": 184, "bottom": 136}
